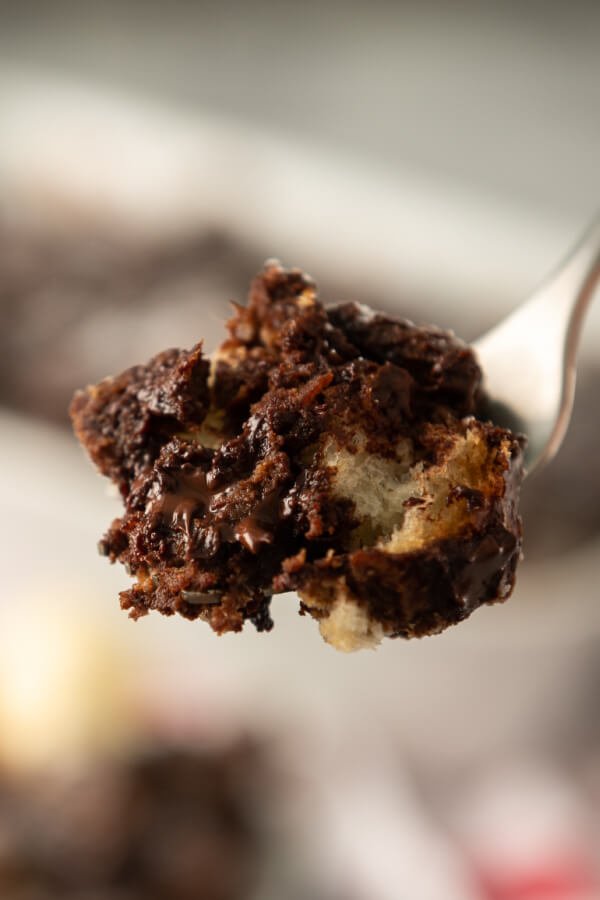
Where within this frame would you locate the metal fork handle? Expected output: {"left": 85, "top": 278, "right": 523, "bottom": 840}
{"left": 474, "top": 217, "right": 600, "bottom": 473}
{"left": 534, "top": 217, "right": 600, "bottom": 468}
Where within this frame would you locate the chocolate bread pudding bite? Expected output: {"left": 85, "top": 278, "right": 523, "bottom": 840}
{"left": 71, "top": 262, "right": 524, "bottom": 651}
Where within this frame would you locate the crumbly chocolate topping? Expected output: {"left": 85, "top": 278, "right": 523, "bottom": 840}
{"left": 71, "top": 262, "right": 524, "bottom": 649}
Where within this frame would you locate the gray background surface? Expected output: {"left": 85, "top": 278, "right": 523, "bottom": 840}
{"left": 1, "top": 0, "right": 598, "bottom": 218}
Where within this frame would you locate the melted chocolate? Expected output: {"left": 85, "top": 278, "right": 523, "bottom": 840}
{"left": 149, "top": 468, "right": 212, "bottom": 534}
{"left": 149, "top": 465, "right": 283, "bottom": 559}
{"left": 234, "top": 493, "right": 280, "bottom": 553}
{"left": 453, "top": 528, "right": 519, "bottom": 612}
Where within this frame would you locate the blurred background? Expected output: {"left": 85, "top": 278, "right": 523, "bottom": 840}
{"left": 1, "top": 1, "right": 599, "bottom": 897}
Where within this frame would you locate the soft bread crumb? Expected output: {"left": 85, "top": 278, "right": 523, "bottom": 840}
{"left": 180, "top": 407, "right": 227, "bottom": 449}
{"left": 302, "top": 420, "right": 516, "bottom": 650}
{"left": 317, "top": 593, "right": 384, "bottom": 652}
{"left": 384, "top": 425, "right": 503, "bottom": 554}
{"left": 324, "top": 423, "right": 504, "bottom": 555}
{"left": 323, "top": 434, "right": 419, "bottom": 545}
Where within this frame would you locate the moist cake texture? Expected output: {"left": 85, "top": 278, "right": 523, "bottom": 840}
{"left": 71, "top": 262, "right": 524, "bottom": 651}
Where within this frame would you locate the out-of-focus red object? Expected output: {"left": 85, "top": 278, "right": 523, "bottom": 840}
{"left": 451, "top": 766, "right": 600, "bottom": 900}
{"left": 477, "top": 853, "right": 599, "bottom": 899}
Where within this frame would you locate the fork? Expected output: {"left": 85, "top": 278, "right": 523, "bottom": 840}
{"left": 474, "top": 218, "right": 600, "bottom": 474}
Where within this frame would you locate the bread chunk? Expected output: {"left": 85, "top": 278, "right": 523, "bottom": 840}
{"left": 71, "top": 262, "right": 524, "bottom": 651}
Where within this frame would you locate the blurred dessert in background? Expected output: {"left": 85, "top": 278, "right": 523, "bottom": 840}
{"left": 0, "top": 223, "right": 256, "bottom": 426}
{"left": 0, "top": 741, "right": 269, "bottom": 900}
{"left": 0, "top": 593, "right": 276, "bottom": 900}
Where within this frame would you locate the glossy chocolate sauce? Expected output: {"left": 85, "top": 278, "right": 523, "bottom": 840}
{"left": 149, "top": 468, "right": 212, "bottom": 535}
{"left": 453, "top": 528, "right": 518, "bottom": 611}
{"left": 149, "top": 467, "right": 279, "bottom": 557}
